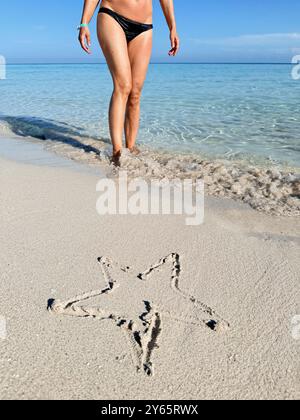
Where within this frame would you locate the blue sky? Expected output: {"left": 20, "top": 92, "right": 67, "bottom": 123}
{"left": 1, "top": 0, "right": 300, "bottom": 63}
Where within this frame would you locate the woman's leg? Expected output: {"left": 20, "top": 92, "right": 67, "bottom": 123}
{"left": 97, "top": 14, "right": 132, "bottom": 156}
{"left": 125, "top": 31, "right": 153, "bottom": 151}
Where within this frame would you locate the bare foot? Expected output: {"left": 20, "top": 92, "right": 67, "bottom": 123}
{"left": 129, "top": 146, "right": 141, "bottom": 156}
{"left": 111, "top": 151, "right": 122, "bottom": 167}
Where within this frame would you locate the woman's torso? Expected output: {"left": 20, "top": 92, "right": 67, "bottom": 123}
{"left": 100, "top": 0, "right": 153, "bottom": 23}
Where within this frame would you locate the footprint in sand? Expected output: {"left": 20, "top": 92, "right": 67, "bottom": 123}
{"left": 48, "top": 253, "right": 230, "bottom": 376}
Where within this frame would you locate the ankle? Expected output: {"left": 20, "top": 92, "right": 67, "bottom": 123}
{"left": 113, "top": 148, "right": 122, "bottom": 156}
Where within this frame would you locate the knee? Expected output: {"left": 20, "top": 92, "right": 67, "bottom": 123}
{"left": 114, "top": 79, "right": 132, "bottom": 98}
{"left": 128, "top": 84, "right": 143, "bottom": 107}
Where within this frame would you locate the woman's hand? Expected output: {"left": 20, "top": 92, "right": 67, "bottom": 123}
{"left": 169, "top": 29, "right": 180, "bottom": 56}
{"left": 78, "top": 26, "right": 92, "bottom": 54}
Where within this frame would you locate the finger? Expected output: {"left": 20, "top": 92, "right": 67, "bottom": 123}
{"left": 86, "top": 34, "right": 91, "bottom": 47}
{"left": 173, "top": 38, "right": 179, "bottom": 55}
{"left": 171, "top": 37, "right": 176, "bottom": 50}
{"left": 80, "top": 36, "right": 90, "bottom": 54}
{"left": 79, "top": 34, "right": 85, "bottom": 48}
{"left": 169, "top": 43, "right": 176, "bottom": 55}
{"left": 80, "top": 38, "right": 87, "bottom": 52}
{"left": 84, "top": 44, "right": 91, "bottom": 54}
{"left": 170, "top": 42, "right": 176, "bottom": 56}
{"left": 83, "top": 33, "right": 91, "bottom": 51}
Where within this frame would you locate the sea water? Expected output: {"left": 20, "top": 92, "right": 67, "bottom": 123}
{"left": 0, "top": 64, "right": 299, "bottom": 216}
{"left": 0, "top": 63, "right": 299, "bottom": 169}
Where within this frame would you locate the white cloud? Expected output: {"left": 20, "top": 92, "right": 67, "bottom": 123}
{"left": 191, "top": 33, "right": 300, "bottom": 48}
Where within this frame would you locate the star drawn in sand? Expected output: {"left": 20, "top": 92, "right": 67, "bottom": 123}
{"left": 48, "top": 254, "right": 230, "bottom": 376}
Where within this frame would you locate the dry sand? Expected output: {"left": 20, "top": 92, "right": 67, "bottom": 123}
{"left": 0, "top": 149, "right": 299, "bottom": 400}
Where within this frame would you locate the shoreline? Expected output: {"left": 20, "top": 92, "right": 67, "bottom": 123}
{"left": 0, "top": 134, "right": 103, "bottom": 176}
{"left": 1, "top": 130, "right": 299, "bottom": 217}
{"left": 0, "top": 146, "right": 299, "bottom": 399}
{"left": 1, "top": 114, "right": 299, "bottom": 174}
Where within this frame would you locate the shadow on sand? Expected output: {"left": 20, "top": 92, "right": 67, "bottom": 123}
{"left": 0, "top": 115, "right": 111, "bottom": 156}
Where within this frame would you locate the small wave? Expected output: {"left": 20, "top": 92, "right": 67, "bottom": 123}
{"left": 1, "top": 116, "right": 299, "bottom": 217}
{"left": 111, "top": 150, "right": 300, "bottom": 217}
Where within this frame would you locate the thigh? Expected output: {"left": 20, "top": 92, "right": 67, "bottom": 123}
{"left": 97, "top": 13, "right": 132, "bottom": 86}
{"left": 127, "top": 31, "right": 153, "bottom": 90}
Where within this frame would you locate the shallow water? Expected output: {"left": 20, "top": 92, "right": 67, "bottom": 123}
{"left": 0, "top": 63, "right": 299, "bottom": 169}
{"left": 0, "top": 64, "right": 299, "bottom": 216}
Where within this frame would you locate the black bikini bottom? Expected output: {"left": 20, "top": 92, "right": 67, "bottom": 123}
{"left": 99, "top": 7, "right": 153, "bottom": 43}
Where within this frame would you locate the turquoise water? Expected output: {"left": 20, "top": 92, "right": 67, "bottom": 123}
{"left": 0, "top": 64, "right": 299, "bottom": 168}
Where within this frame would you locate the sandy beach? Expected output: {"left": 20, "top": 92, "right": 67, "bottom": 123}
{"left": 1, "top": 0, "right": 300, "bottom": 401}
{"left": 0, "top": 140, "right": 299, "bottom": 400}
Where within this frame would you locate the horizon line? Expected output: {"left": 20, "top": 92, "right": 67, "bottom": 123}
{"left": 6, "top": 62, "right": 294, "bottom": 65}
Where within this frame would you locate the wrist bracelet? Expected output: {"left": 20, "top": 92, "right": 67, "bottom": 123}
{"left": 77, "top": 23, "right": 88, "bottom": 30}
